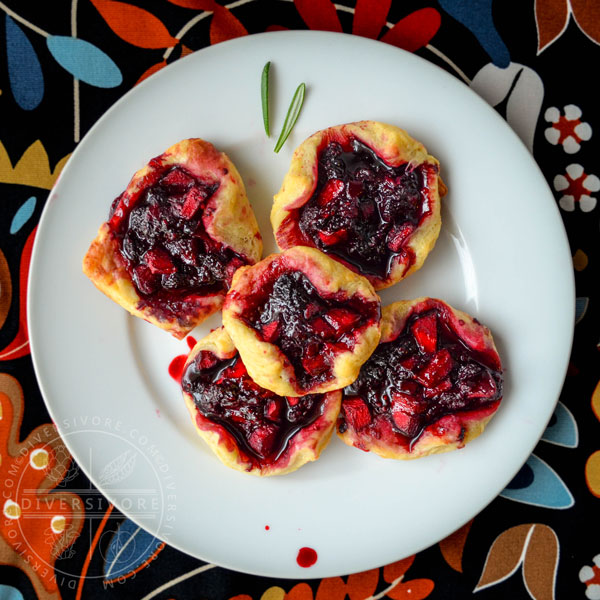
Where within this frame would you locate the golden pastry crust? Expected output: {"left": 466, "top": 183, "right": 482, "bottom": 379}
{"left": 182, "top": 327, "right": 341, "bottom": 476}
{"left": 83, "top": 138, "right": 262, "bottom": 339}
{"left": 222, "top": 246, "right": 382, "bottom": 396}
{"left": 338, "top": 297, "right": 503, "bottom": 460}
{"left": 271, "top": 121, "right": 446, "bottom": 290}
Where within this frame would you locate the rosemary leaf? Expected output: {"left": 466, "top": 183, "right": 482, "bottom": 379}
{"left": 261, "top": 61, "right": 271, "bottom": 137}
{"left": 274, "top": 82, "right": 306, "bottom": 153}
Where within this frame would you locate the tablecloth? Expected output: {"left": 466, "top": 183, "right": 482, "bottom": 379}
{"left": 1, "top": 1, "right": 598, "bottom": 598}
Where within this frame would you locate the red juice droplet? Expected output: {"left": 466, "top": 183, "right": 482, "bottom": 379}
{"left": 186, "top": 336, "right": 197, "bottom": 350}
{"left": 265, "top": 525, "right": 270, "bottom": 531}
{"left": 168, "top": 354, "right": 187, "bottom": 382}
{"left": 297, "top": 547, "right": 317, "bottom": 568}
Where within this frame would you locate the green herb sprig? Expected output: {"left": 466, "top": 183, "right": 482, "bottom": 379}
{"left": 274, "top": 82, "right": 306, "bottom": 153}
{"left": 261, "top": 62, "right": 306, "bottom": 153}
{"left": 261, "top": 61, "right": 270, "bottom": 137}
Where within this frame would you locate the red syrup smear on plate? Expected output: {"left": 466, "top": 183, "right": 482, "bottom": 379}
{"left": 297, "top": 547, "right": 318, "bottom": 568}
{"left": 265, "top": 525, "right": 270, "bottom": 531}
{"left": 168, "top": 336, "right": 198, "bottom": 382}
{"left": 168, "top": 355, "right": 187, "bottom": 382}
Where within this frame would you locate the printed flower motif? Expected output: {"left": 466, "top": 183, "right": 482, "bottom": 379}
{"left": 474, "top": 524, "right": 559, "bottom": 597}
{"left": 580, "top": 555, "right": 600, "bottom": 599}
{"left": 553, "top": 164, "right": 599, "bottom": 212}
{"left": 544, "top": 105, "right": 592, "bottom": 153}
{"left": 291, "top": 0, "right": 441, "bottom": 53}
{"left": 242, "top": 557, "right": 434, "bottom": 600}
{"left": 0, "top": 374, "right": 84, "bottom": 600}
{"left": 586, "top": 380, "right": 600, "bottom": 498}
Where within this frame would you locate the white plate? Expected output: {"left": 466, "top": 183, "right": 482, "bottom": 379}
{"left": 28, "top": 31, "right": 574, "bottom": 578}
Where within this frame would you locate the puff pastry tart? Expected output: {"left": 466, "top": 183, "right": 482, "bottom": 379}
{"left": 222, "top": 246, "right": 381, "bottom": 397}
{"left": 83, "top": 138, "right": 262, "bottom": 339}
{"left": 181, "top": 327, "right": 341, "bottom": 475}
{"left": 338, "top": 298, "right": 503, "bottom": 459}
{"left": 271, "top": 121, "right": 446, "bottom": 290}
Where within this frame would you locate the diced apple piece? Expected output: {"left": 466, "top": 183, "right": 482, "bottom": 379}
{"left": 143, "top": 248, "right": 177, "bottom": 275}
{"left": 416, "top": 349, "right": 453, "bottom": 387}
{"left": 343, "top": 397, "right": 372, "bottom": 430}
{"left": 411, "top": 312, "right": 437, "bottom": 354}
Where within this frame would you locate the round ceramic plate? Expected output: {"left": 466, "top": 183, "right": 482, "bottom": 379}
{"left": 28, "top": 31, "right": 574, "bottom": 578}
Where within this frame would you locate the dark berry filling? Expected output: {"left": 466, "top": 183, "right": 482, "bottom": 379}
{"left": 340, "top": 308, "right": 502, "bottom": 448}
{"left": 240, "top": 270, "right": 379, "bottom": 391}
{"left": 182, "top": 350, "right": 324, "bottom": 466}
{"left": 297, "top": 138, "right": 435, "bottom": 278}
{"left": 108, "top": 166, "right": 247, "bottom": 320}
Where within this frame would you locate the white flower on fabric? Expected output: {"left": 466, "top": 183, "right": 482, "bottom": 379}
{"left": 553, "top": 164, "right": 598, "bottom": 212}
{"left": 544, "top": 104, "right": 592, "bottom": 154}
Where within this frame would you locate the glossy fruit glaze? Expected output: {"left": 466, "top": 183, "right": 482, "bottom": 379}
{"left": 108, "top": 166, "right": 246, "bottom": 319}
{"left": 237, "top": 269, "right": 379, "bottom": 391}
{"left": 297, "top": 138, "right": 435, "bottom": 278}
{"left": 340, "top": 307, "right": 503, "bottom": 449}
{"left": 182, "top": 349, "right": 325, "bottom": 465}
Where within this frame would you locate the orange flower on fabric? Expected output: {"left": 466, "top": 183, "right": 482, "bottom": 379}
{"left": 0, "top": 374, "right": 84, "bottom": 600}
{"left": 536, "top": 0, "right": 600, "bottom": 53}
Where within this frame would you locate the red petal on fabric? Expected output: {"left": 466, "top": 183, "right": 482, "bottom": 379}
{"left": 346, "top": 569, "right": 379, "bottom": 600}
{"left": 266, "top": 24, "right": 289, "bottom": 31}
{"left": 0, "top": 227, "right": 35, "bottom": 361}
{"left": 89, "top": 0, "right": 178, "bottom": 48}
{"left": 294, "top": 0, "right": 342, "bottom": 32}
{"left": 286, "top": 582, "right": 314, "bottom": 600}
{"left": 135, "top": 60, "right": 167, "bottom": 85}
{"left": 180, "top": 44, "right": 194, "bottom": 57}
{"left": 210, "top": 6, "right": 248, "bottom": 45}
{"left": 383, "top": 557, "right": 415, "bottom": 583}
{"left": 438, "top": 520, "right": 473, "bottom": 573}
{"left": 535, "top": 0, "right": 570, "bottom": 53}
{"left": 315, "top": 577, "right": 349, "bottom": 600}
{"left": 315, "top": 569, "right": 379, "bottom": 600}
{"left": 0, "top": 249, "right": 11, "bottom": 330}
{"left": 386, "top": 579, "right": 435, "bottom": 600}
{"left": 352, "top": 0, "right": 391, "bottom": 38}
{"left": 571, "top": 0, "right": 600, "bottom": 45}
{"left": 167, "top": 0, "right": 217, "bottom": 9}
{"left": 380, "top": 8, "right": 441, "bottom": 52}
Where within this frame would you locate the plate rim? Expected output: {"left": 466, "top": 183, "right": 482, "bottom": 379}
{"left": 27, "top": 30, "right": 575, "bottom": 578}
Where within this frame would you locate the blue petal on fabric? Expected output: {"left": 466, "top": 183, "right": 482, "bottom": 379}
{"left": 103, "top": 518, "right": 163, "bottom": 582}
{"left": 504, "top": 461, "right": 534, "bottom": 489}
{"left": 4, "top": 15, "right": 44, "bottom": 110}
{"left": 438, "top": 0, "right": 510, "bottom": 67}
{"left": 10, "top": 196, "right": 37, "bottom": 234}
{"left": 541, "top": 401, "right": 578, "bottom": 448}
{"left": 0, "top": 585, "right": 25, "bottom": 600}
{"left": 46, "top": 36, "right": 122, "bottom": 88}
{"left": 575, "top": 297, "right": 589, "bottom": 324}
{"left": 500, "top": 454, "right": 574, "bottom": 509}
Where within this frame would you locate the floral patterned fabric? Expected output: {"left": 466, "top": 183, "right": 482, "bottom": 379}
{"left": 1, "top": 1, "right": 598, "bottom": 599}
